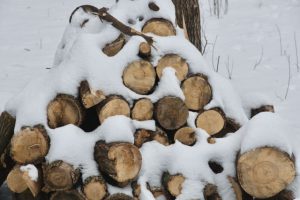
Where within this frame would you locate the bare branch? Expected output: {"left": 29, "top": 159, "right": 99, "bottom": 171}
{"left": 216, "top": 56, "right": 220, "bottom": 72}
{"left": 294, "top": 32, "right": 299, "bottom": 72}
{"left": 226, "top": 56, "right": 234, "bottom": 79}
{"left": 253, "top": 46, "right": 264, "bottom": 70}
{"left": 212, "top": 36, "right": 218, "bottom": 71}
{"left": 285, "top": 55, "right": 291, "bottom": 100}
{"left": 275, "top": 24, "right": 283, "bottom": 56}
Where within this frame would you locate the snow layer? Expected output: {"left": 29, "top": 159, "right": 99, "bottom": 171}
{"left": 20, "top": 164, "right": 39, "bottom": 182}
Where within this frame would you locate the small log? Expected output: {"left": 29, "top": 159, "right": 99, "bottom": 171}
{"left": 207, "top": 137, "right": 216, "bottom": 144}
{"left": 181, "top": 75, "right": 212, "bottom": 110}
{"left": 102, "top": 34, "right": 126, "bottom": 57}
{"left": 0, "top": 112, "right": 16, "bottom": 156}
{"left": 106, "top": 193, "right": 134, "bottom": 200}
{"left": 134, "top": 129, "right": 152, "bottom": 148}
{"left": 227, "top": 176, "right": 242, "bottom": 200}
{"left": 138, "top": 42, "right": 151, "bottom": 59}
{"left": 257, "top": 190, "right": 295, "bottom": 200}
{"left": 123, "top": 60, "right": 156, "bottom": 94}
{"left": 131, "top": 98, "right": 153, "bottom": 121}
{"left": 203, "top": 184, "right": 222, "bottom": 200}
{"left": 237, "top": 147, "right": 296, "bottom": 199}
{"left": 12, "top": 189, "right": 49, "bottom": 200}
{"left": 47, "top": 94, "right": 84, "bottom": 129}
{"left": 142, "top": 18, "right": 176, "bottom": 37}
{"left": 94, "top": 141, "right": 142, "bottom": 187}
{"left": 96, "top": 96, "right": 130, "bottom": 124}
{"left": 195, "top": 109, "right": 226, "bottom": 136}
{"left": 50, "top": 190, "right": 85, "bottom": 200}
{"left": 148, "top": 2, "right": 160, "bottom": 12}
{"left": 162, "top": 172, "right": 185, "bottom": 198}
{"left": 79, "top": 81, "right": 106, "bottom": 109}
{"left": 10, "top": 125, "right": 50, "bottom": 164}
{"left": 42, "top": 160, "right": 80, "bottom": 192}
{"left": 0, "top": 149, "right": 15, "bottom": 186}
{"left": 156, "top": 54, "right": 189, "bottom": 81}
{"left": 152, "top": 127, "right": 169, "bottom": 146}
{"left": 154, "top": 96, "right": 188, "bottom": 130}
{"left": 174, "top": 127, "right": 196, "bottom": 146}
{"left": 251, "top": 105, "right": 274, "bottom": 118}
{"left": 82, "top": 176, "right": 108, "bottom": 200}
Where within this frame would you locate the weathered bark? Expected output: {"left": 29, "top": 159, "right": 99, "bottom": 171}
{"left": 257, "top": 190, "right": 295, "bottom": 200}
{"left": 0, "top": 149, "right": 15, "bottom": 186}
{"left": 138, "top": 42, "right": 151, "bottom": 59}
{"left": 82, "top": 176, "right": 108, "bottom": 200}
{"left": 181, "top": 75, "right": 212, "bottom": 110}
{"left": 123, "top": 60, "right": 156, "bottom": 94}
{"left": 174, "top": 127, "right": 196, "bottom": 146}
{"left": 162, "top": 172, "right": 185, "bottom": 198}
{"left": 227, "top": 176, "right": 242, "bottom": 200}
{"left": 251, "top": 105, "right": 274, "bottom": 118}
{"left": 156, "top": 54, "right": 189, "bottom": 81}
{"left": 0, "top": 112, "right": 15, "bottom": 156}
{"left": 10, "top": 125, "right": 50, "bottom": 164}
{"left": 94, "top": 141, "right": 142, "bottom": 187}
{"left": 50, "top": 190, "right": 85, "bottom": 200}
{"left": 105, "top": 193, "right": 134, "bottom": 200}
{"left": 142, "top": 18, "right": 176, "bottom": 37}
{"left": 131, "top": 98, "right": 153, "bottom": 121}
{"left": 154, "top": 96, "right": 188, "bottom": 130}
{"left": 12, "top": 189, "right": 49, "bottom": 200}
{"left": 42, "top": 160, "right": 80, "bottom": 192}
{"left": 134, "top": 127, "right": 169, "bottom": 148}
{"left": 203, "top": 184, "right": 222, "bottom": 200}
{"left": 171, "top": 0, "right": 202, "bottom": 52}
{"left": 80, "top": 81, "right": 106, "bottom": 109}
{"left": 102, "top": 34, "right": 126, "bottom": 57}
{"left": 47, "top": 94, "right": 84, "bottom": 129}
{"left": 96, "top": 96, "right": 130, "bottom": 124}
{"left": 237, "top": 147, "right": 295, "bottom": 199}
{"left": 152, "top": 127, "right": 169, "bottom": 146}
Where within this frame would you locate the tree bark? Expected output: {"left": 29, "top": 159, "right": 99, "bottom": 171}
{"left": 79, "top": 81, "right": 106, "bottom": 109}
{"left": 172, "top": 0, "right": 202, "bottom": 52}
{"left": 0, "top": 112, "right": 15, "bottom": 156}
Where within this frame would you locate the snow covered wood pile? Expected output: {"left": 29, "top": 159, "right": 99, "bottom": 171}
{"left": 0, "top": 0, "right": 299, "bottom": 199}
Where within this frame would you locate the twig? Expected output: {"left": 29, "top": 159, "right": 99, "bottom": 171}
{"left": 294, "top": 32, "right": 299, "bottom": 72}
{"left": 224, "top": 0, "right": 229, "bottom": 14}
{"left": 253, "top": 46, "right": 264, "bottom": 70}
{"left": 275, "top": 25, "right": 283, "bottom": 56}
{"left": 212, "top": 36, "right": 218, "bottom": 71}
{"left": 285, "top": 55, "right": 291, "bottom": 100}
{"left": 226, "top": 56, "right": 234, "bottom": 79}
{"left": 216, "top": 56, "right": 220, "bottom": 72}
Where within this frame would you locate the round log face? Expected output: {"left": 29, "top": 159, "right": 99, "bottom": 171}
{"left": 142, "top": 18, "right": 176, "bottom": 37}
{"left": 106, "top": 193, "right": 134, "bottom": 200}
{"left": 11, "top": 127, "right": 49, "bottom": 164}
{"left": 237, "top": 147, "right": 296, "bottom": 199}
{"left": 138, "top": 42, "right": 151, "bottom": 58}
{"left": 167, "top": 175, "right": 185, "bottom": 197}
{"left": 156, "top": 54, "right": 189, "bottom": 81}
{"left": 83, "top": 180, "right": 107, "bottom": 200}
{"left": 123, "top": 60, "right": 156, "bottom": 94}
{"left": 51, "top": 190, "right": 84, "bottom": 200}
{"left": 155, "top": 96, "right": 188, "bottom": 130}
{"left": 7, "top": 167, "right": 28, "bottom": 193}
{"left": 181, "top": 75, "right": 212, "bottom": 110}
{"left": 132, "top": 98, "right": 153, "bottom": 121}
{"left": 174, "top": 127, "right": 196, "bottom": 146}
{"left": 195, "top": 110, "right": 225, "bottom": 136}
{"left": 102, "top": 34, "right": 126, "bottom": 57}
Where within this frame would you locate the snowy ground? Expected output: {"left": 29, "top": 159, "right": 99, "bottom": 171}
{"left": 0, "top": 0, "right": 299, "bottom": 199}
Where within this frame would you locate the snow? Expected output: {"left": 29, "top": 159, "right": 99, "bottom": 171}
{"left": 20, "top": 164, "right": 39, "bottom": 182}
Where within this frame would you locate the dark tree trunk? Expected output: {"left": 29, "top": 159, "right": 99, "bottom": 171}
{"left": 172, "top": 0, "right": 202, "bottom": 52}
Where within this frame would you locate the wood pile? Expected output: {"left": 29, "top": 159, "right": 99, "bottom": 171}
{"left": 0, "top": 2, "right": 296, "bottom": 200}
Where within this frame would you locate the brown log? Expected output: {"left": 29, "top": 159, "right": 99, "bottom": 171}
{"left": 102, "top": 34, "right": 126, "bottom": 57}
{"left": 138, "top": 42, "right": 151, "bottom": 59}
{"left": 42, "top": 160, "right": 80, "bottom": 192}
{"left": 251, "top": 105, "right": 274, "bottom": 118}
{"left": 227, "top": 176, "right": 242, "bottom": 200}
{"left": 152, "top": 127, "right": 169, "bottom": 146}
{"left": 131, "top": 181, "right": 141, "bottom": 199}
{"left": 123, "top": 60, "right": 156, "bottom": 94}
{"left": 156, "top": 54, "right": 189, "bottom": 81}
{"left": 12, "top": 189, "right": 49, "bottom": 200}
{"left": 195, "top": 109, "right": 226, "bottom": 136}
{"left": 47, "top": 94, "right": 84, "bottom": 129}
{"left": 147, "top": 185, "right": 164, "bottom": 198}
{"left": 203, "top": 184, "right": 222, "bottom": 200}
{"left": 94, "top": 141, "right": 142, "bottom": 187}
{"left": 162, "top": 172, "right": 185, "bottom": 198}
{"left": 257, "top": 190, "right": 295, "bottom": 200}
{"left": 82, "top": 176, "right": 108, "bottom": 200}
{"left": 0, "top": 149, "right": 15, "bottom": 186}
{"left": 134, "top": 129, "right": 152, "bottom": 148}
{"left": 96, "top": 96, "right": 130, "bottom": 124}
{"left": 106, "top": 193, "right": 134, "bottom": 200}
{"left": 0, "top": 112, "right": 15, "bottom": 156}
{"left": 174, "top": 127, "right": 196, "bottom": 146}
{"left": 207, "top": 137, "right": 216, "bottom": 144}
{"left": 80, "top": 81, "right": 106, "bottom": 109}
{"left": 10, "top": 125, "right": 50, "bottom": 164}
{"left": 131, "top": 98, "right": 153, "bottom": 121}
{"left": 237, "top": 147, "right": 296, "bottom": 199}
{"left": 154, "top": 96, "right": 188, "bottom": 130}
{"left": 148, "top": 2, "right": 160, "bottom": 12}
{"left": 142, "top": 18, "right": 176, "bottom": 37}
{"left": 50, "top": 190, "right": 85, "bottom": 200}
{"left": 181, "top": 75, "right": 212, "bottom": 110}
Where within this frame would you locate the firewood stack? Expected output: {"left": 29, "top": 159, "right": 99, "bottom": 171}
{"left": 0, "top": 1, "right": 297, "bottom": 200}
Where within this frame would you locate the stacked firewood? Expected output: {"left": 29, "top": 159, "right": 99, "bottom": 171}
{"left": 0, "top": 2, "right": 296, "bottom": 200}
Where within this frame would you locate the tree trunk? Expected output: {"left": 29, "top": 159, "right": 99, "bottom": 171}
{"left": 203, "top": 184, "right": 222, "bottom": 200}
{"left": 172, "top": 0, "right": 202, "bottom": 52}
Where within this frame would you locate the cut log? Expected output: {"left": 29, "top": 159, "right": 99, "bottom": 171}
{"left": 96, "top": 96, "right": 130, "bottom": 124}
{"left": 195, "top": 109, "right": 226, "bottom": 136}
{"left": 181, "top": 75, "right": 212, "bottom": 110}
{"left": 123, "top": 60, "right": 156, "bottom": 94}
{"left": 0, "top": 112, "right": 16, "bottom": 156}
{"left": 156, "top": 54, "right": 189, "bottom": 81}
{"left": 147, "top": 185, "right": 164, "bottom": 198}
{"left": 131, "top": 181, "right": 141, "bottom": 199}
{"left": 237, "top": 147, "right": 296, "bottom": 199}
{"left": 162, "top": 172, "right": 185, "bottom": 198}
{"left": 148, "top": 2, "right": 160, "bottom": 12}
{"left": 174, "top": 127, "right": 196, "bottom": 146}
{"left": 102, "top": 34, "right": 126, "bottom": 57}
{"left": 106, "top": 193, "right": 134, "bottom": 200}
{"left": 257, "top": 190, "right": 295, "bottom": 200}
{"left": 0, "top": 149, "right": 15, "bottom": 186}
{"left": 94, "top": 141, "right": 142, "bottom": 187}
{"left": 80, "top": 81, "right": 106, "bottom": 109}
{"left": 50, "top": 190, "right": 85, "bottom": 200}
{"left": 47, "top": 94, "right": 84, "bottom": 129}
{"left": 227, "top": 176, "right": 242, "bottom": 200}
{"left": 138, "top": 42, "right": 151, "bottom": 59}
{"left": 251, "top": 105, "right": 274, "bottom": 118}
{"left": 152, "top": 127, "right": 169, "bottom": 146}
{"left": 142, "top": 18, "right": 176, "bottom": 37}
{"left": 82, "top": 176, "right": 108, "bottom": 200}
{"left": 203, "top": 184, "right": 222, "bottom": 200}
{"left": 12, "top": 189, "right": 49, "bottom": 200}
{"left": 43, "top": 160, "right": 80, "bottom": 192}
{"left": 131, "top": 98, "right": 153, "bottom": 121}
{"left": 134, "top": 129, "right": 152, "bottom": 148}
{"left": 155, "top": 96, "right": 188, "bottom": 130}
{"left": 22, "top": 169, "right": 41, "bottom": 197}
{"left": 10, "top": 125, "right": 50, "bottom": 164}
